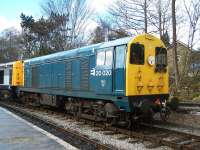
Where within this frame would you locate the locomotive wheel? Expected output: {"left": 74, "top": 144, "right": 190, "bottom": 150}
{"left": 2, "top": 90, "right": 10, "bottom": 100}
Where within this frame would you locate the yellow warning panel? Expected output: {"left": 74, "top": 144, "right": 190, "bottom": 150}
{"left": 12, "top": 61, "right": 24, "bottom": 86}
{"left": 126, "top": 34, "right": 169, "bottom": 96}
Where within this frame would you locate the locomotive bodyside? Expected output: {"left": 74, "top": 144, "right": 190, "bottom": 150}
{"left": 21, "top": 39, "right": 130, "bottom": 109}
{"left": 0, "top": 61, "right": 24, "bottom": 99}
{"left": 0, "top": 62, "right": 13, "bottom": 86}
{"left": 0, "top": 62, "right": 13, "bottom": 99}
{"left": 18, "top": 34, "right": 169, "bottom": 122}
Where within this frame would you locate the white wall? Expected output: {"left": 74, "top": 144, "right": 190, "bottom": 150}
{"left": 4, "top": 68, "right": 10, "bottom": 85}
{"left": 0, "top": 67, "right": 12, "bottom": 86}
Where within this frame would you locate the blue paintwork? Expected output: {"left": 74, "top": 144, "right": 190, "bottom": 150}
{"left": 21, "top": 37, "right": 133, "bottom": 112}
{"left": 89, "top": 55, "right": 96, "bottom": 92}
{"left": 114, "top": 45, "right": 127, "bottom": 95}
{"left": 72, "top": 60, "right": 80, "bottom": 90}
{"left": 24, "top": 65, "right": 32, "bottom": 88}
{"left": 95, "top": 67, "right": 113, "bottom": 94}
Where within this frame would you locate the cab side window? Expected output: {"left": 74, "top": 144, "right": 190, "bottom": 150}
{"left": 105, "top": 50, "right": 113, "bottom": 66}
{"left": 96, "top": 48, "right": 113, "bottom": 68}
{"left": 115, "top": 45, "right": 126, "bottom": 68}
{"left": 96, "top": 51, "right": 105, "bottom": 66}
{"left": 130, "top": 43, "right": 144, "bottom": 65}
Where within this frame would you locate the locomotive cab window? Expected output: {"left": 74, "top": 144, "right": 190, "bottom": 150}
{"left": 0, "top": 70, "right": 4, "bottom": 84}
{"left": 115, "top": 45, "right": 126, "bottom": 69}
{"left": 96, "top": 48, "right": 113, "bottom": 67}
{"left": 130, "top": 43, "right": 144, "bottom": 65}
{"left": 105, "top": 50, "right": 113, "bottom": 66}
{"left": 96, "top": 51, "right": 105, "bottom": 66}
{"left": 155, "top": 47, "right": 167, "bottom": 72}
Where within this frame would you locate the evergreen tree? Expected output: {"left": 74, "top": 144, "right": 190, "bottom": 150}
{"left": 91, "top": 26, "right": 105, "bottom": 44}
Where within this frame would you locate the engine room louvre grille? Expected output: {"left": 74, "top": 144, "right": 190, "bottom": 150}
{"left": 32, "top": 67, "right": 38, "bottom": 88}
{"left": 24, "top": 69, "right": 28, "bottom": 87}
{"left": 80, "top": 58, "right": 89, "bottom": 91}
{"left": 66, "top": 62, "right": 72, "bottom": 90}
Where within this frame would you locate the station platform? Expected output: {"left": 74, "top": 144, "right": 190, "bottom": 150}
{"left": 0, "top": 107, "right": 78, "bottom": 150}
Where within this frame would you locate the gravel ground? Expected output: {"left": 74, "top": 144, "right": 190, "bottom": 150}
{"left": 168, "top": 111, "right": 200, "bottom": 128}
{"left": 22, "top": 108, "right": 171, "bottom": 150}
{"left": 179, "top": 106, "right": 200, "bottom": 111}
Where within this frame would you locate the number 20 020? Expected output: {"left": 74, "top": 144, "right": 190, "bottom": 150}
{"left": 95, "top": 70, "right": 112, "bottom": 76}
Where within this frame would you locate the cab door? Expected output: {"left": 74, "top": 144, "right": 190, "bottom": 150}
{"left": 95, "top": 48, "right": 113, "bottom": 94}
{"left": 114, "top": 45, "right": 126, "bottom": 95}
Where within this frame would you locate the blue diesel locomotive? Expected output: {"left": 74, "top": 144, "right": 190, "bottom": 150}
{"left": 18, "top": 34, "right": 169, "bottom": 125}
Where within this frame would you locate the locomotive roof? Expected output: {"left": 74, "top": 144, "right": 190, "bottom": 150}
{"left": 24, "top": 37, "right": 133, "bottom": 65}
{"left": 0, "top": 62, "right": 14, "bottom": 68}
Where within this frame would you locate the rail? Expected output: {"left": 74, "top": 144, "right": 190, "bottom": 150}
{"left": 1, "top": 101, "right": 200, "bottom": 150}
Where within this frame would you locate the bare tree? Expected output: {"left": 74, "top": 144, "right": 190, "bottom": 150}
{"left": 144, "top": 0, "right": 148, "bottom": 33}
{"left": 109, "top": 0, "right": 152, "bottom": 34}
{"left": 90, "top": 17, "right": 129, "bottom": 44}
{"left": 148, "top": 0, "right": 171, "bottom": 39}
{"left": 42, "top": 0, "right": 93, "bottom": 49}
{"left": 182, "top": 0, "right": 200, "bottom": 77}
{"left": 172, "top": 0, "right": 180, "bottom": 90}
{"left": 0, "top": 28, "right": 23, "bottom": 62}
{"left": 184, "top": 0, "right": 200, "bottom": 50}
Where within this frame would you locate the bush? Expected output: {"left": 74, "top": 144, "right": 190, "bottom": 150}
{"left": 192, "top": 93, "right": 199, "bottom": 98}
{"left": 167, "top": 97, "right": 180, "bottom": 111}
{"left": 192, "top": 94, "right": 200, "bottom": 101}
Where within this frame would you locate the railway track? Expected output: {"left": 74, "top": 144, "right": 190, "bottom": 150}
{"left": 179, "top": 102, "right": 200, "bottom": 108}
{"left": 0, "top": 101, "right": 113, "bottom": 150}
{"left": 177, "top": 102, "right": 200, "bottom": 113}
{"left": 1, "top": 101, "right": 200, "bottom": 150}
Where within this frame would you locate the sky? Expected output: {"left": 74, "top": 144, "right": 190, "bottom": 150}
{"left": 0, "top": 0, "right": 43, "bottom": 31}
{"left": 0, "top": 0, "right": 199, "bottom": 49}
{"left": 0, "top": 0, "right": 112, "bottom": 32}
